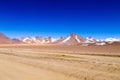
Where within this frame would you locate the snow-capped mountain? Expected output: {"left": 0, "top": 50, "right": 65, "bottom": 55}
{"left": 18, "top": 34, "right": 120, "bottom": 45}
{"left": 20, "top": 36, "right": 57, "bottom": 44}
{"left": 54, "top": 33, "right": 86, "bottom": 45}
{"left": 105, "top": 38, "right": 120, "bottom": 44}
{"left": 0, "top": 32, "right": 120, "bottom": 46}
{"left": 84, "top": 37, "right": 97, "bottom": 44}
{"left": 52, "top": 37, "right": 65, "bottom": 44}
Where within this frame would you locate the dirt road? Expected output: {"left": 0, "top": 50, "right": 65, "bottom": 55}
{"left": 0, "top": 45, "right": 120, "bottom": 80}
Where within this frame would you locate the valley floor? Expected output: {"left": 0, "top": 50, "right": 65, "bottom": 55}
{"left": 0, "top": 44, "right": 120, "bottom": 80}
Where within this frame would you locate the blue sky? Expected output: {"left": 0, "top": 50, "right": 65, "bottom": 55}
{"left": 0, "top": 0, "right": 120, "bottom": 39}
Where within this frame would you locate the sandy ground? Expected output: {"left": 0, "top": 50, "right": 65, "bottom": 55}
{"left": 0, "top": 44, "right": 120, "bottom": 80}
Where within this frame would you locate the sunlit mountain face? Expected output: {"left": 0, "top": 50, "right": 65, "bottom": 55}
{"left": 0, "top": 32, "right": 120, "bottom": 46}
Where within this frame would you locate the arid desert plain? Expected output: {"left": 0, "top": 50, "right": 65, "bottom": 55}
{"left": 0, "top": 44, "right": 120, "bottom": 80}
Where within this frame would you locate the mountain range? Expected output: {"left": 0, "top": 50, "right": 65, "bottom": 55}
{"left": 0, "top": 32, "right": 120, "bottom": 46}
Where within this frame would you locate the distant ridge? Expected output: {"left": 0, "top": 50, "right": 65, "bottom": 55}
{"left": 0, "top": 32, "right": 120, "bottom": 46}
{"left": 54, "top": 33, "right": 86, "bottom": 45}
{"left": 0, "top": 33, "right": 11, "bottom": 44}
{"left": 11, "top": 38, "right": 24, "bottom": 44}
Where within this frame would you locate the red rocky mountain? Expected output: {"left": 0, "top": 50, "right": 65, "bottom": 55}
{"left": 0, "top": 33, "right": 11, "bottom": 44}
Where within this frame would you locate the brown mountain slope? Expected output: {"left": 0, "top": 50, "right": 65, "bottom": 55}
{"left": 0, "top": 33, "right": 11, "bottom": 44}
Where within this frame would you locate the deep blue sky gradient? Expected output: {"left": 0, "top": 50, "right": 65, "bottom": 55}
{"left": 0, "top": 0, "right": 120, "bottom": 39}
